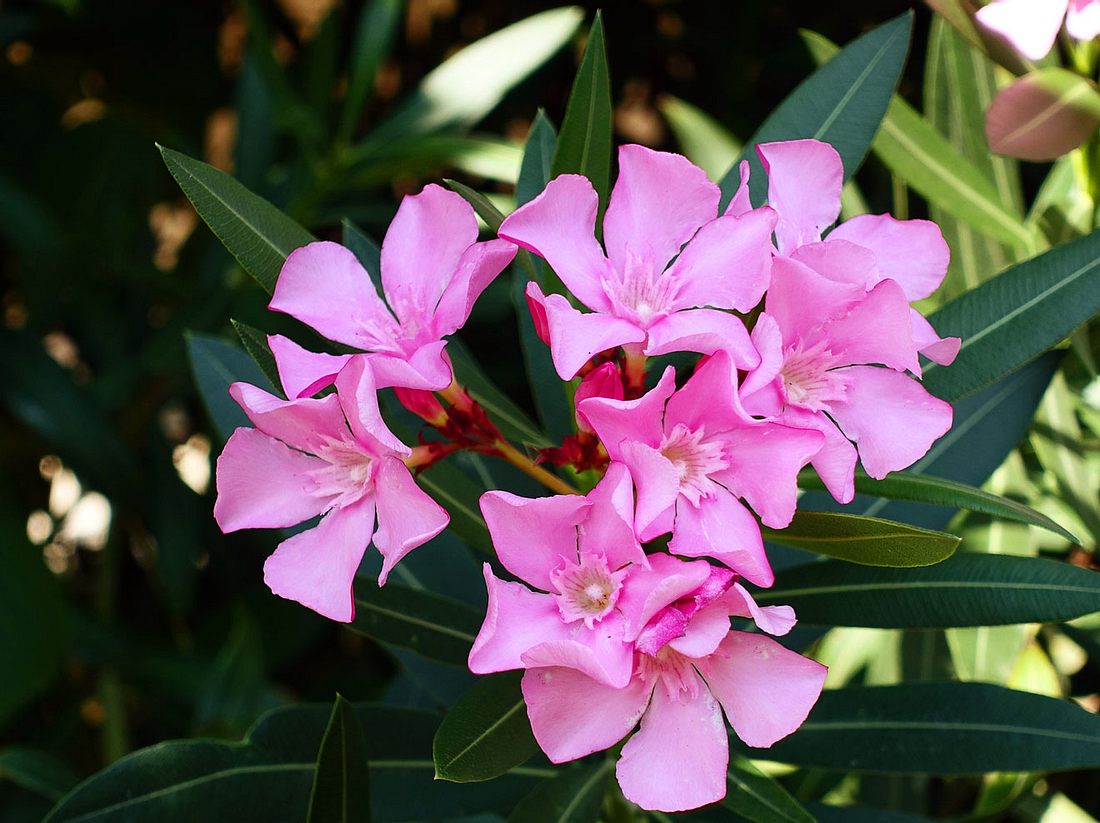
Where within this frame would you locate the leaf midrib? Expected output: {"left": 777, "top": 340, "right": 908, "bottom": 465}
{"left": 437, "top": 698, "right": 526, "bottom": 776}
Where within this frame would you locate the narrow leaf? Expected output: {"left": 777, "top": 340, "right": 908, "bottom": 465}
{"left": 758, "top": 553, "right": 1100, "bottom": 628}
{"left": 763, "top": 512, "right": 958, "bottom": 568}
{"left": 507, "top": 761, "right": 611, "bottom": 823}
{"left": 158, "top": 146, "right": 314, "bottom": 293}
{"left": 444, "top": 179, "right": 507, "bottom": 232}
{"left": 414, "top": 459, "right": 493, "bottom": 554}
{"left": 433, "top": 672, "right": 537, "bottom": 783}
{"left": 186, "top": 333, "right": 273, "bottom": 442}
{"left": 658, "top": 94, "right": 741, "bottom": 181}
{"left": 516, "top": 110, "right": 558, "bottom": 207}
{"left": 722, "top": 754, "right": 815, "bottom": 823}
{"left": 337, "top": 0, "right": 403, "bottom": 143}
{"left": 231, "top": 319, "right": 282, "bottom": 390}
{"left": 307, "top": 696, "right": 370, "bottom": 823}
{"left": 0, "top": 748, "right": 79, "bottom": 803}
{"left": 987, "top": 68, "right": 1100, "bottom": 161}
{"left": 341, "top": 219, "right": 381, "bottom": 278}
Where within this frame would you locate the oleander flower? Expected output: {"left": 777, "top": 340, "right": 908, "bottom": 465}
{"left": 214, "top": 356, "right": 448, "bottom": 621}
{"left": 520, "top": 555, "right": 826, "bottom": 812}
{"left": 267, "top": 183, "right": 516, "bottom": 396}
{"left": 976, "top": 0, "right": 1100, "bottom": 61}
{"left": 579, "top": 350, "right": 824, "bottom": 587}
{"left": 498, "top": 144, "right": 775, "bottom": 379}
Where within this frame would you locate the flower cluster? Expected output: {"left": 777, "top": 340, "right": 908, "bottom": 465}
{"left": 213, "top": 141, "right": 957, "bottom": 811}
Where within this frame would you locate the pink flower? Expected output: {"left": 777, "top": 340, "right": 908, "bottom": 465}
{"left": 976, "top": 0, "right": 1100, "bottom": 61}
{"left": 573, "top": 362, "right": 624, "bottom": 434}
{"left": 267, "top": 184, "right": 516, "bottom": 396}
{"left": 579, "top": 350, "right": 824, "bottom": 587}
{"left": 498, "top": 144, "right": 776, "bottom": 379}
{"left": 214, "top": 356, "right": 449, "bottom": 621}
{"left": 520, "top": 556, "right": 826, "bottom": 812}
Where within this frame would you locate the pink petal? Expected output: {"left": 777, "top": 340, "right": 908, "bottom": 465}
{"left": 617, "top": 671, "right": 728, "bottom": 813}
{"left": 910, "top": 310, "right": 961, "bottom": 366}
{"left": 498, "top": 175, "right": 614, "bottom": 312}
{"left": 262, "top": 495, "right": 376, "bottom": 623}
{"left": 757, "top": 139, "right": 842, "bottom": 254}
{"left": 380, "top": 184, "right": 478, "bottom": 326}
{"left": 976, "top": 0, "right": 1069, "bottom": 60}
{"left": 664, "top": 348, "right": 746, "bottom": 436}
{"left": 432, "top": 238, "right": 517, "bottom": 337}
{"left": 579, "top": 462, "right": 648, "bottom": 571}
{"left": 371, "top": 455, "right": 448, "bottom": 585}
{"left": 669, "top": 490, "right": 773, "bottom": 588}
{"left": 765, "top": 256, "right": 865, "bottom": 347}
{"left": 580, "top": 365, "right": 677, "bottom": 459}
{"left": 365, "top": 342, "right": 452, "bottom": 392}
{"left": 828, "top": 214, "right": 950, "bottom": 301}
{"left": 268, "top": 334, "right": 351, "bottom": 399}
{"left": 480, "top": 490, "right": 590, "bottom": 591}
{"left": 520, "top": 618, "right": 635, "bottom": 688}
{"left": 603, "top": 144, "right": 719, "bottom": 272}
{"left": 817, "top": 278, "right": 920, "bottom": 374}
{"left": 790, "top": 239, "right": 879, "bottom": 290}
{"left": 829, "top": 366, "right": 954, "bottom": 479}
{"left": 644, "top": 308, "right": 759, "bottom": 367}
{"left": 739, "top": 312, "right": 786, "bottom": 404}
{"left": 619, "top": 441, "right": 681, "bottom": 541}
{"left": 723, "top": 582, "right": 796, "bottom": 637}
{"left": 699, "top": 631, "right": 827, "bottom": 748}
{"left": 724, "top": 159, "right": 754, "bottom": 217}
{"left": 522, "top": 666, "right": 651, "bottom": 763}
{"left": 1068, "top": 0, "right": 1100, "bottom": 39}
{"left": 229, "top": 382, "right": 348, "bottom": 454}
{"left": 664, "top": 207, "right": 777, "bottom": 313}
{"left": 214, "top": 427, "right": 329, "bottom": 532}
{"left": 667, "top": 598, "right": 735, "bottom": 658}
{"left": 539, "top": 288, "right": 646, "bottom": 380}
{"left": 616, "top": 553, "right": 713, "bottom": 641}
{"left": 334, "top": 355, "right": 409, "bottom": 456}
{"left": 574, "top": 362, "right": 625, "bottom": 434}
{"left": 778, "top": 406, "right": 858, "bottom": 504}
{"left": 270, "top": 241, "right": 398, "bottom": 350}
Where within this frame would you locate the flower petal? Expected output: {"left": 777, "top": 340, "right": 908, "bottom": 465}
{"left": 480, "top": 490, "right": 590, "bottom": 591}
{"left": 520, "top": 618, "right": 635, "bottom": 688}
{"left": 616, "top": 553, "right": 713, "bottom": 641}
{"left": 433, "top": 238, "right": 517, "bottom": 337}
{"left": 778, "top": 406, "right": 858, "bottom": 505}
{"left": 723, "top": 582, "right": 796, "bottom": 637}
{"left": 699, "top": 631, "right": 826, "bottom": 748}
{"left": 380, "top": 183, "right": 478, "bottom": 326}
{"left": 669, "top": 489, "right": 773, "bottom": 588}
{"left": 765, "top": 256, "right": 865, "bottom": 347}
{"left": 739, "top": 312, "right": 786, "bottom": 405}
{"left": 828, "top": 214, "right": 950, "bottom": 301}
{"left": 976, "top": 0, "right": 1069, "bottom": 60}
{"left": 499, "top": 175, "right": 613, "bottom": 312}
{"left": 372, "top": 456, "right": 448, "bottom": 584}
{"left": 790, "top": 239, "right": 879, "bottom": 289}
{"left": 1068, "top": 0, "right": 1100, "bottom": 40}
{"left": 829, "top": 366, "right": 954, "bottom": 479}
{"left": 817, "top": 278, "right": 920, "bottom": 374}
{"left": 724, "top": 160, "right": 754, "bottom": 217}
{"left": 334, "top": 355, "right": 409, "bottom": 456}
{"left": 667, "top": 598, "right": 735, "bottom": 658}
{"left": 619, "top": 441, "right": 681, "bottom": 541}
{"left": 663, "top": 348, "right": 746, "bottom": 435}
{"left": 365, "top": 341, "right": 452, "bottom": 391}
{"left": 214, "top": 427, "right": 330, "bottom": 532}
{"left": 757, "top": 139, "right": 842, "bottom": 254}
{"left": 579, "top": 462, "right": 648, "bottom": 571}
{"left": 268, "top": 334, "right": 351, "bottom": 399}
{"left": 910, "top": 309, "right": 961, "bottom": 366}
{"left": 229, "top": 382, "right": 348, "bottom": 453}
{"left": 617, "top": 671, "right": 728, "bottom": 813}
{"left": 581, "top": 365, "right": 677, "bottom": 458}
{"left": 644, "top": 308, "right": 759, "bottom": 367}
{"left": 540, "top": 288, "right": 646, "bottom": 380}
{"left": 262, "top": 495, "right": 376, "bottom": 623}
{"left": 603, "top": 144, "right": 719, "bottom": 272}
{"left": 522, "top": 666, "right": 651, "bottom": 763}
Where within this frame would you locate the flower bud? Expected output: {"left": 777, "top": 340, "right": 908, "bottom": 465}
{"left": 394, "top": 387, "right": 448, "bottom": 426}
{"left": 574, "top": 362, "right": 624, "bottom": 433}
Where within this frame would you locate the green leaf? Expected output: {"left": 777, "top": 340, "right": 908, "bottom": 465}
{"left": 762, "top": 512, "right": 958, "bottom": 568}
{"left": 922, "top": 229, "right": 1100, "bottom": 401}
{"left": 760, "top": 682, "right": 1100, "bottom": 775}
{"left": 231, "top": 320, "right": 282, "bottom": 391}
{"left": 797, "top": 470, "right": 1077, "bottom": 543}
{"left": 516, "top": 110, "right": 558, "bottom": 208}
{"left": 552, "top": 12, "right": 613, "bottom": 215}
{"left": 802, "top": 28, "right": 1032, "bottom": 251}
{"left": 186, "top": 333, "right": 273, "bottom": 443}
{"left": 508, "top": 761, "right": 611, "bottom": 822}
{"left": 0, "top": 748, "right": 79, "bottom": 803}
{"left": 433, "top": 671, "right": 537, "bottom": 783}
{"left": 367, "top": 7, "right": 583, "bottom": 141}
{"left": 414, "top": 459, "right": 493, "bottom": 554}
{"left": 307, "top": 696, "right": 370, "bottom": 823}
{"left": 158, "top": 145, "right": 315, "bottom": 294}
{"left": 720, "top": 12, "right": 912, "bottom": 207}
{"left": 722, "top": 754, "right": 815, "bottom": 823}
{"left": 341, "top": 218, "right": 381, "bottom": 278}
{"left": 658, "top": 94, "right": 741, "bottom": 182}
{"left": 350, "top": 579, "right": 482, "bottom": 666}
{"left": 337, "top": 0, "right": 403, "bottom": 143}
{"left": 758, "top": 553, "right": 1100, "bottom": 628}
{"left": 444, "top": 179, "right": 507, "bottom": 232}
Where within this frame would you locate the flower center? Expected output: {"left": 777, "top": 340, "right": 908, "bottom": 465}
{"left": 306, "top": 436, "right": 375, "bottom": 510}
{"left": 550, "top": 554, "right": 625, "bottom": 628}
{"left": 658, "top": 424, "right": 729, "bottom": 506}
{"left": 601, "top": 253, "right": 677, "bottom": 327}
{"left": 779, "top": 339, "right": 849, "bottom": 412}
{"left": 636, "top": 645, "right": 700, "bottom": 701}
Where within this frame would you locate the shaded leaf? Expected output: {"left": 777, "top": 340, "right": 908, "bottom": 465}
{"left": 0, "top": 748, "right": 79, "bottom": 803}
{"left": 186, "top": 333, "right": 274, "bottom": 443}
{"left": 341, "top": 219, "right": 381, "bottom": 278}
{"left": 507, "top": 761, "right": 611, "bottom": 823}
{"left": 516, "top": 110, "right": 558, "bottom": 208}
{"left": 762, "top": 512, "right": 958, "bottom": 568}
{"left": 444, "top": 179, "right": 506, "bottom": 232}
{"left": 231, "top": 320, "right": 282, "bottom": 391}
{"left": 337, "top": 0, "right": 403, "bottom": 143}
{"left": 987, "top": 68, "right": 1100, "bottom": 161}
{"left": 307, "top": 696, "right": 370, "bottom": 823}
{"left": 722, "top": 754, "right": 815, "bottom": 823}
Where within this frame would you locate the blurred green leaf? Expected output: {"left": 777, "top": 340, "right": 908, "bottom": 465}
{"left": 763, "top": 512, "right": 958, "bottom": 567}
{"left": 922, "top": 229, "right": 1100, "bottom": 401}
{"left": 350, "top": 578, "right": 482, "bottom": 666}
{"left": 760, "top": 682, "right": 1100, "bottom": 774}
{"left": 0, "top": 748, "right": 78, "bottom": 803}
{"left": 986, "top": 68, "right": 1100, "bottom": 161}
{"left": 301, "top": 10, "right": 339, "bottom": 135}
{"left": 722, "top": 754, "right": 815, "bottom": 823}
{"left": 552, "top": 12, "right": 612, "bottom": 216}
{"left": 159, "top": 146, "right": 315, "bottom": 294}
{"left": 338, "top": 0, "right": 403, "bottom": 143}
{"left": 444, "top": 179, "right": 507, "bottom": 232}
{"left": 759, "top": 553, "right": 1100, "bottom": 628}
{"left": 721, "top": 12, "right": 912, "bottom": 207}
{"left": 507, "top": 761, "right": 610, "bottom": 822}
{"left": 307, "top": 696, "right": 370, "bottom": 823}
{"left": 433, "top": 671, "right": 537, "bottom": 783}
{"left": 186, "top": 333, "right": 274, "bottom": 443}
{"left": 658, "top": 95, "right": 741, "bottom": 181}
{"left": 341, "top": 219, "right": 381, "bottom": 279}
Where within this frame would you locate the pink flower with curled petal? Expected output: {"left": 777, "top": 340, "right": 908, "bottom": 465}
{"left": 579, "top": 350, "right": 824, "bottom": 587}
{"left": 214, "top": 355, "right": 448, "bottom": 622}
{"left": 267, "top": 183, "right": 516, "bottom": 396}
{"left": 520, "top": 555, "right": 826, "bottom": 813}
{"left": 498, "top": 144, "right": 776, "bottom": 379}
{"left": 976, "top": 0, "right": 1100, "bottom": 61}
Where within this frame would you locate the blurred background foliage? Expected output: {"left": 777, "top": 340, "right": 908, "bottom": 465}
{"left": 2, "top": 1, "right": 1098, "bottom": 821}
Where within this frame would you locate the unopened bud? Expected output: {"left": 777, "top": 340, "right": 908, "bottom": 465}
{"left": 525, "top": 281, "right": 551, "bottom": 345}
{"left": 573, "top": 362, "right": 624, "bottom": 433}
{"left": 394, "top": 387, "right": 447, "bottom": 426}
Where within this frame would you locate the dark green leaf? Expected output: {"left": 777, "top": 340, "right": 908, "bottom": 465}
{"left": 158, "top": 145, "right": 315, "bottom": 293}
{"left": 758, "top": 553, "right": 1100, "bottom": 628}
{"left": 307, "top": 696, "right": 370, "bottom": 823}
{"left": 923, "top": 231, "right": 1100, "bottom": 401}
{"left": 721, "top": 13, "right": 912, "bottom": 207}
{"left": 186, "top": 333, "right": 274, "bottom": 443}
{"left": 337, "top": 0, "right": 403, "bottom": 143}
{"left": 808, "top": 803, "right": 941, "bottom": 822}
{"left": 508, "top": 761, "right": 611, "bottom": 822}
{"left": 350, "top": 579, "right": 482, "bottom": 666}
{"left": 231, "top": 320, "right": 282, "bottom": 391}
{"left": 444, "top": 179, "right": 506, "bottom": 232}
{"left": 340, "top": 219, "right": 381, "bottom": 279}
{"left": 759, "top": 682, "right": 1100, "bottom": 774}
{"left": 552, "top": 12, "right": 612, "bottom": 215}
{"left": 762, "top": 512, "right": 958, "bottom": 568}
{"left": 0, "top": 748, "right": 79, "bottom": 803}
{"left": 415, "top": 459, "right": 494, "bottom": 555}
{"left": 516, "top": 110, "right": 558, "bottom": 207}
{"left": 433, "top": 671, "right": 537, "bottom": 782}
{"left": 797, "top": 470, "right": 1077, "bottom": 543}
{"left": 722, "top": 754, "right": 814, "bottom": 823}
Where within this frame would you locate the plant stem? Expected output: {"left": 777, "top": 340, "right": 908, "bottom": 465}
{"left": 492, "top": 439, "right": 580, "bottom": 495}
